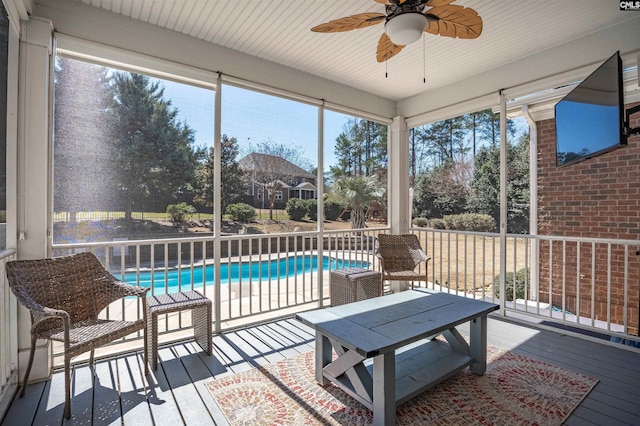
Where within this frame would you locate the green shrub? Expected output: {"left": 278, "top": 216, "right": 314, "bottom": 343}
{"left": 166, "top": 202, "right": 196, "bottom": 223}
{"left": 286, "top": 198, "right": 308, "bottom": 221}
{"left": 306, "top": 199, "right": 318, "bottom": 221}
{"left": 324, "top": 200, "right": 345, "bottom": 221}
{"left": 431, "top": 218, "right": 446, "bottom": 229}
{"left": 225, "top": 203, "right": 256, "bottom": 223}
{"left": 412, "top": 217, "right": 429, "bottom": 227}
{"left": 443, "top": 213, "right": 496, "bottom": 232}
{"left": 494, "top": 268, "right": 529, "bottom": 301}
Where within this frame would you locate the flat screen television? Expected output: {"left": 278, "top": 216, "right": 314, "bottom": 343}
{"left": 555, "top": 51, "right": 627, "bottom": 167}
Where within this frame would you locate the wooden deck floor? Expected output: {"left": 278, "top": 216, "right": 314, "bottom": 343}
{"left": 2, "top": 314, "right": 640, "bottom": 426}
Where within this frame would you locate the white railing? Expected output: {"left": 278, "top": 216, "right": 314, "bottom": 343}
{"left": 51, "top": 227, "right": 387, "bottom": 359}
{"left": 0, "top": 249, "right": 17, "bottom": 403}
{"left": 411, "top": 228, "right": 640, "bottom": 345}
{"left": 48, "top": 226, "right": 640, "bottom": 361}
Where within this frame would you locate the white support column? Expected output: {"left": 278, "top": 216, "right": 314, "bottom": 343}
{"left": 317, "top": 103, "right": 325, "bottom": 306}
{"left": 388, "top": 116, "right": 409, "bottom": 234}
{"left": 16, "top": 17, "right": 54, "bottom": 383}
{"left": 499, "top": 92, "right": 507, "bottom": 315}
{"left": 522, "top": 105, "right": 539, "bottom": 301}
{"left": 213, "top": 74, "right": 222, "bottom": 333}
{"left": 388, "top": 116, "right": 410, "bottom": 292}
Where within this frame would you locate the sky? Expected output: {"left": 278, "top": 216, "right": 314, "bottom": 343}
{"left": 159, "top": 77, "right": 529, "bottom": 172}
{"left": 160, "top": 79, "right": 348, "bottom": 169}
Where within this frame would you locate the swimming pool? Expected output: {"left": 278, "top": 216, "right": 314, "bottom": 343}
{"left": 124, "top": 256, "right": 368, "bottom": 294}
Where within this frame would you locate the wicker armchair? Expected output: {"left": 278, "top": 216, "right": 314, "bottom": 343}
{"left": 5, "top": 252, "right": 149, "bottom": 419}
{"left": 376, "top": 234, "right": 431, "bottom": 289}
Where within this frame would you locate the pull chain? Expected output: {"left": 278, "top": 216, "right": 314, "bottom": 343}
{"left": 423, "top": 35, "right": 426, "bottom": 83}
{"left": 385, "top": 28, "right": 389, "bottom": 78}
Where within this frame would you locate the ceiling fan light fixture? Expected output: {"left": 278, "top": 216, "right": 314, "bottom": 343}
{"left": 385, "top": 12, "right": 428, "bottom": 46}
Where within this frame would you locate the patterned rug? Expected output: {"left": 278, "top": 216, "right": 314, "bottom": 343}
{"left": 206, "top": 345, "right": 598, "bottom": 425}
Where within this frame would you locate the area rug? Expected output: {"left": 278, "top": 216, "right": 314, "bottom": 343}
{"left": 206, "top": 346, "right": 597, "bottom": 425}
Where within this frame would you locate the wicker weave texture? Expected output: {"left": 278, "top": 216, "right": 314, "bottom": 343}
{"left": 376, "top": 234, "right": 431, "bottom": 288}
{"left": 330, "top": 268, "right": 382, "bottom": 306}
{"left": 5, "top": 252, "right": 149, "bottom": 419}
{"left": 147, "top": 290, "right": 212, "bottom": 370}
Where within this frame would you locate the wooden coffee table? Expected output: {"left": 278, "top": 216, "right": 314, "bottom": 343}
{"left": 296, "top": 289, "right": 499, "bottom": 426}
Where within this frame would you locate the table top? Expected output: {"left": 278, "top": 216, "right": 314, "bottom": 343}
{"left": 296, "top": 289, "right": 498, "bottom": 357}
{"left": 147, "top": 290, "right": 210, "bottom": 312}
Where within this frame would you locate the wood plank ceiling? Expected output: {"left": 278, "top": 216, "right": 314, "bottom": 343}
{"left": 71, "top": 0, "right": 636, "bottom": 102}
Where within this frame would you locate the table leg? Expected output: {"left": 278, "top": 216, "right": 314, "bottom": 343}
{"left": 147, "top": 312, "right": 159, "bottom": 371}
{"left": 372, "top": 352, "right": 396, "bottom": 426}
{"left": 469, "top": 315, "right": 488, "bottom": 375}
{"left": 315, "top": 333, "right": 331, "bottom": 385}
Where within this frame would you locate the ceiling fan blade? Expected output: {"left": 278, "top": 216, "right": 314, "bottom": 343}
{"left": 425, "top": 0, "right": 455, "bottom": 6}
{"left": 424, "top": 5, "right": 482, "bottom": 39}
{"left": 373, "top": 0, "right": 408, "bottom": 4}
{"left": 311, "top": 13, "right": 385, "bottom": 33}
{"left": 376, "top": 33, "right": 405, "bottom": 62}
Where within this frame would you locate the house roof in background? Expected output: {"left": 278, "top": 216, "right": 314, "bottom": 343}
{"left": 239, "top": 153, "right": 316, "bottom": 179}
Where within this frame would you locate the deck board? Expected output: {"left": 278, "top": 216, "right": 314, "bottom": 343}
{"left": 92, "top": 359, "right": 122, "bottom": 425}
{"left": 2, "top": 315, "right": 640, "bottom": 425}
{"left": 146, "top": 349, "right": 186, "bottom": 425}
{"left": 158, "top": 346, "right": 214, "bottom": 424}
{"left": 116, "top": 355, "right": 154, "bottom": 426}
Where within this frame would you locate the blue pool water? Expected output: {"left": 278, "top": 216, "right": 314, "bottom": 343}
{"left": 124, "top": 256, "right": 368, "bottom": 293}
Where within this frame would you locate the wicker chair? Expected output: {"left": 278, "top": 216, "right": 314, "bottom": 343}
{"left": 376, "top": 234, "right": 431, "bottom": 289}
{"left": 5, "top": 252, "right": 149, "bottom": 419}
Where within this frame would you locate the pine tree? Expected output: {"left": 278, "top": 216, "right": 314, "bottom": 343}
{"left": 53, "top": 57, "right": 116, "bottom": 222}
{"left": 194, "top": 134, "right": 244, "bottom": 212}
{"left": 109, "top": 72, "right": 198, "bottom": 220}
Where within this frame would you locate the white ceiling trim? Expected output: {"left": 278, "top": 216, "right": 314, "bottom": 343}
{"left": 55, "top": 33, "right": 219, "bottom": 89}
{"left": 36, "top": 0, "right": 397, "bottom": 119}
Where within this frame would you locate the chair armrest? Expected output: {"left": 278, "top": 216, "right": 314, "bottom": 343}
{"left": 110, "top": 281, "right": 150, "bottom": 298}
{"left": 29, "top": 304, "right": 71, "bottom": 335}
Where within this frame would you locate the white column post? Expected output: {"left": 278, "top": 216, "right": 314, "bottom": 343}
{"left": 499, "top": 91, "right": 507, "bottom": 315}
{"left": 388, "top": 116, "right": 410, "bottom": 292}
{"left": 522, "top": 105, "right": 539, "bottom": 301}
{"left": 317, "top": 103, "right": 325, "bottom": 306}
{"left": 213, "top": 74, "right": 222, "bottom": 333}
{"left": 16, "top": 17, "right": 54, "bottom": 383}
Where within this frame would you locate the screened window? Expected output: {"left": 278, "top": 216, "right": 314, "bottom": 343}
{"left": 324, "top": 110, "right": 388, "bottom": 229}
{"left": 53, "top": 55, "right": 214, "bottom": 244}
{"left": 409, "top": 109, "right": 529, "bottom": 233}
{"left": 221, "top": 84, "right": 318, "bottom": 227}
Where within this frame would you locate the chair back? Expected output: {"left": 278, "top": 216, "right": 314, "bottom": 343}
{"left": 376, "top": 234, "right": 426, "bottom": 272}
{"left": 6, "top": 253, "right": 121, "bottom": 327}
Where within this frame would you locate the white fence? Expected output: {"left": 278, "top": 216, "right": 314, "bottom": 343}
{"left": 51, "top": 228, "right": 387, "bottom": 358}
{"left": 411, "top": 228, "right": 640, "bottom": 344}
{"left": 0, "top": 249, "right": 17, "bottom": 410}
{"left": 43, "top": 227, "right": 640, "bottom": 362}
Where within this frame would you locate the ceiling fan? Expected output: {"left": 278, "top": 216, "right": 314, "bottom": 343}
{"left": 311, "top": 0, "right": 482, "bottom": 62}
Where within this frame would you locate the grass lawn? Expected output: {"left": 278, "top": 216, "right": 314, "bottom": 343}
{"left": 53, "top": 210, "right": 528, "bottom": 295}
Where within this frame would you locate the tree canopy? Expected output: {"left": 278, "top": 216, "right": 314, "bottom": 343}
{"left": 331, "top": 175, "right": 384, "bottom": 229}
{"left": 109, "top": 72, "right": 199, "bottom": 219}
{"left": 193, "top": 134, "right": 244, "bottom": 212}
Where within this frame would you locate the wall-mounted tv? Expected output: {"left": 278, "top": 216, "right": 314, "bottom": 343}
{"left": 555, "top": 51, "right": 626, "bottom": 167}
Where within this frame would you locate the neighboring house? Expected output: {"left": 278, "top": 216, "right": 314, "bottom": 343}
{"left": 238, "top": 153, "right": 317, "bottom": 209}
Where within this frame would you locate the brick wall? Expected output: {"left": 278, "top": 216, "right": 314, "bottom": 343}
{"left": 537, "top": 102, "right": 640, "bottom": 334}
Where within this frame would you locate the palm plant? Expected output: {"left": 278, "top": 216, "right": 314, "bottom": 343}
{"left": 332, "top": 175, "right": 384, "bottom": 229}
